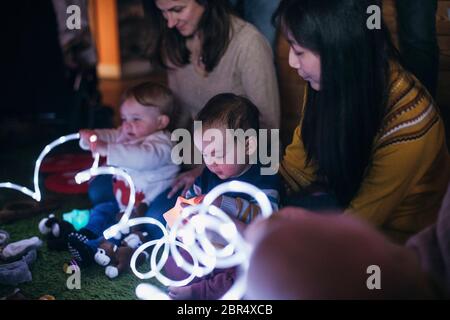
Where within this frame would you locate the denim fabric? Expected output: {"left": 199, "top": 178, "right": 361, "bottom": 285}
{"left": 88, "top": 175, "right": 115, "bottom": 206}
{"left": 84, "top": 201, "right": 119, "bottom": 236}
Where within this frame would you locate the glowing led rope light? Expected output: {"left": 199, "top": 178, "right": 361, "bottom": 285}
{"left": 0, "top": 132, "right": 275, "bottom": 300}
{"left": 132, "top": 181, "right": 273, "bottom": 300}
{"left": 135, "top": 283, "right": 170, "bottom": 300}
{"left": 0, "top": 133, "right": 80, "bottom": 201}
{"left": 70, "top": 155, "right": 203, "bottom": 286}
{"left": 75, "top": 166, "right": 135, "bottom": 239}
{"left": 126, "top": 217, "right": 170, "bottom": 279}
{"left": 151, "top": 238, "right": 199, "bottom": 287}
{"left": 102, "top": 179, "right": 271, "bottom": 300}
{"left": 167, "top": 182, "right": 268, "bottom": 276}
{"left": 201, "top": 180, "right": 273, "bottom": 219}
{"left": 168, "top": 205, "right": 217, "bottom": 277}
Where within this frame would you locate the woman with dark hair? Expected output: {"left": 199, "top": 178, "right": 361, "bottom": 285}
{"left": 143, "top": 0, "right": 280, "bottom": 197}
{"left": 275, "top": 0, "right": 450, "bottom": 243}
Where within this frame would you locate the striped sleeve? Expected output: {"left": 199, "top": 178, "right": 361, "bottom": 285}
{"left": 219, "top": 188, "right": 279, "bottom": 224}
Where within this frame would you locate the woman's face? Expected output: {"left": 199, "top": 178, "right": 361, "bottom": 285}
{"left": 155, "top": 0, "right": 205, "bottom": 37}
{"left": 287, "top": 32, "right": 321, "bottom": 91}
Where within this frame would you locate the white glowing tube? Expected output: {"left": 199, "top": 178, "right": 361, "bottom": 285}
{"left": 92, "top": 153, "right": 100, "bottom": 169}
{"left": 131, "top": 238, "right": 168, "bottom": 280}
{"left": 201, "top": 180, "right": 273, "bottom": 218}
{"left": 125, "top": 217, "right": 169, "bottom": 279}
{"left": 89, "top": 135, "right": 100, "bottom": 169}
{"left": 135, "top": 284, "right": 170, "bottom": 300}
{"left": 124, "top": 216, "right": 201, "bottom": 288}
{"left": 176, "top": 181, "right": 272, "bottom": 300}
{"left": 151, "top": 239, "right": 199, "bottom": 287}
{"left": 1, "top": 132, "right": 276, "bottom": 300}
{"left": 75, "top": 166, "right": 136, "bottom": 239}
{"left": 0, "top": 133, "right": 80, "bottom": 201}
{"left": 71, "top": 154, "right": 274, "bottom": 300}
{"left": 168, "top": 205, "right": 216, "bottom": 278}
{"left": 89, "top": 135, "right": 98, "bottom": 143}
{"left": 221, "top": 262, "right": 249, "bottom": 300}
{"left": 131, "top": 181, "right": 270, "bottom": 300}
{"left": 0, "top": 182, "right": 37, "bottom": 200}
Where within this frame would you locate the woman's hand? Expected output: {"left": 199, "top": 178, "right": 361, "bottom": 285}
{"left": 168, "top": 165, "right": 205, "bottom": 199}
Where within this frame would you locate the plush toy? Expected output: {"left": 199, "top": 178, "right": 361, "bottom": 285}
{"left": 38, "top": 214, "right": 75, "bottom": 250}
{"left": 163, "top": 196, "right": 204, "bottom": 228}
{"left": 94, "top": 231, "right": 149, "bottom": 279}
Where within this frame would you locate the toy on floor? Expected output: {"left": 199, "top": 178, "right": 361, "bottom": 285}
{"left": 163, "top": 196, "right": 204, "bottom": 228}
{"left": 63, "top": 259, "right": 80, "bottom": 274}
{"left": 0, "top": 236, "right": 42, "bottom": 261}
{"left": 0, "top": 232, "right": 40, "bottom": 286}
{"left": 94, "top": 231, "right": 149, "bottom": 279}
{"left": 62, "top": 209, "right": 90, "bottom": 231}
{"left": 39, "top": 214, "right": 76, "bottom": 251}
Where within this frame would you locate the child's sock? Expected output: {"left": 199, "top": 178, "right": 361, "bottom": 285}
{"left": 67, "top": 233, "right": 95, "bottom": 268}
{"left": 0, "top": 237, "right": 42, "bottom": 260}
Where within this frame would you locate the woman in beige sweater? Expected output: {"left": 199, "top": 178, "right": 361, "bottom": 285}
{"left": 144, "top": 0, "right": 280, "bottom": 196}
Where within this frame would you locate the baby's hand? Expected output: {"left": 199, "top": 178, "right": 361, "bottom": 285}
{"left": 91, "top": 139, "right": 108, "bottom": 157}
{"left": 79, "top": 129, "right": 96, "bottom": 143}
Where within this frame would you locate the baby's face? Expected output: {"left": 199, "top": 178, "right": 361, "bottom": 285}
{"left": 194, "top": 127, "right": 250, "bottom": 180}
{"left": 120, "top": 97, "right": 164, "bottom": 139}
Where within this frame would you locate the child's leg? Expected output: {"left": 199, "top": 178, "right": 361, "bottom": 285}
{"left": 88, "top": 175, "right": 115, "bottom": 206}
{"left": 82, "top": 201, "right": 120, "bottom": 237}
{"left": 68, "top": 201, "right": 119, "bottom": 267}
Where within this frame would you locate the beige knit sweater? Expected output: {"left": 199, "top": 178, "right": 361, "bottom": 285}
{"left": 168, "top": 17, "right": 280, "bottom": 130}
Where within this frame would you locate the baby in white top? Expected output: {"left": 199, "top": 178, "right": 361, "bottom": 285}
{"left": 79, "top": 82, "right": 179, "bottom": 210}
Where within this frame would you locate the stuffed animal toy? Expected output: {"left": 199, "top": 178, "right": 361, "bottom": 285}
{"left": 94, "top": 231, "right": 149, "bottom": 279}
{"left": 38, "top": 214, "right": 75, "bottom": 250}
{"left": 163, "top": 196, "right": 204, "bottom": 228}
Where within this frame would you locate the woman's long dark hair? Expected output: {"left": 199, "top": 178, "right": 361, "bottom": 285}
{"left": 274, "top": 0, "right": 400, "bottom": 206}
{"left": 143, "top": 0, "right": 232, "bottom": 73}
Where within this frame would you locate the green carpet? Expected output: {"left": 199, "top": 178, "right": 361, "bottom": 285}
{"left": 0, "top": 134, "right": 162, "bottom": 300}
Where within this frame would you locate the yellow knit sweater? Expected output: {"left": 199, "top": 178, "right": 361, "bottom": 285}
{"left": 280, "top": 64, "right": 450, "bottom": 243}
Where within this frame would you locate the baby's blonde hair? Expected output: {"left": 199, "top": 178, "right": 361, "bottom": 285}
{"left": 123, "top": 82, "right": 177, "bottom": 130}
